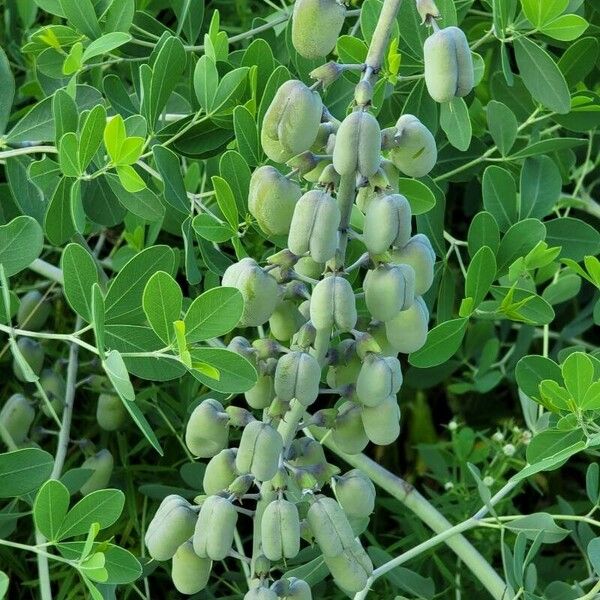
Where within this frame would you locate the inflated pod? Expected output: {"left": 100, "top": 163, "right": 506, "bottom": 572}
{"left": 284, "top": 578, "right": 313, "bottom": 600}
{"left": 361, "top": 395, "right": 401, "bottom": 445}
{"left": 203, "top": 448, "right": 238, "bottom": 495}
{"left": 424, "top": 26, "right": 474, "bottom": 103}
{"left": 289, "top": 436, "right": 328, "bottom": 469}
{"left": 274, "top": 351, "right": 321, "bottom": 406}
{"left": 12, "top": 337, "right": 45, "bottom": 382}
{"left": 222, "top": 258, "right": 279, "bottom": 327}
{"left": 261, "top": 499, "right": 301, "bottom": 560}
{"left": 356, "top": 162, "right": 401, "bottom": 213}
{"left": 0, "top": 393, "right": 35, "bottom": 444}
{"left": 324, "top": 539, "right": 373, "bottom": 593}
{"left": 145, "top": 495, "right": 198, "bottom": 561}
{"left": 228, "top": 336, "right": 257, "bottom": 364}
{"left": 416, "top": 0, "right": 440, "bottom": 23}
{"left": 245, "top": 588, "right": 278, "bottom": 600}
{"left": 368, "top": 321, "right": 402, "bottom": 357}
{"left": 310, "top": 276, "right": 357, "bottom": 332}
{"left": 80, "top": 449, "right": 114, "bottom": 495}
{"left": 385, "top": 296, "right": 430, "bottom": 354}
{"left": 389, "top": 115, "right": 437, "bottom": 178}
{"left": 96, "top": 393, "right": 127, "bottom": 431}
{"left": 171, "top": 541, "right": 212, "bottom": 595}
{"left": 332, "top": 110, "right": 381, "bottom": 178}
{"left": 306, "top": 496, "right": 355, "bottom": 556}
{"left": 40, "top": 369, "right": 65, "bottom": 416}
{"left": 334, "top": 470, "right": 376, "bottom": 518}
{"left": 269, "top": 300, "right": 306, "bottom": 342}
{"left": 287, "top": 190, "right": 340, "bottom": 263}
{"left": 193, "top": 495, "right": 238, "bottom": 560}
{"left": 185, "top": 399, "right": 229, "bottom": 458}
{"left": 326, "top": 340, "right": 361, "bottom": 388}
{"left": 356, "top": 354, "right": 402, "bottom": 407}
{"left": 17, "top": 290, "right": 51, "bottom": 331}
{"left": 292, "top": 0, "right": 346, "bottom": 59}
{"left": 331, "top": 401, "right": 369, "bottom": 455}
{"left": 390, "top": 234, "right": 436, "bottom": 296}
{"left": 364, "top": 264, "right": 415, "bottom": 322}
{"left": 295, "top": 256, "right": 323, "bottom": 280}
{"left": 363, "top": 193, "right": 412, "bottom": 255}
{"left": 236, "top": 421, "right": 283, "bottom": 481}
{"left": 245, "top": 373, "right": 276, "bottom": 410}
{"left": 249, "top": 166, "right": 302, "bottom": 236}
{"left": 261, "top": 80, "right": 323, "bottom": 162}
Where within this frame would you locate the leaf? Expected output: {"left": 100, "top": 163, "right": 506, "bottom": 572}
{"left": 6, "top": 156, "right": 46, "bottom": 223}
{"left": 34, "top": 480, "right": 70, "bottom": 540}
{"left": 468, "top": 211, "right": 500, "bottom": 257}
{"left": 558, "top": 37, "right": 599, "bottom": 88}
{"left": 0, "top": 46, "right": 14, "bottom": 134}
{"left": 440, "top": 97, "right": 472, "bottom": 151}
{"left": 188, "top": 347, "right": 257, "bottom": 393}
{"left": 509, "top": 137, "right": 586, "bottom": 159}
{"left": 589, "top": 538, "right": 600, "bottom": 577}
{"left": 213, "top": 67, "right": 249, "bottom": 113}
{"left": 82, "top": 32, "right": 132, "bottom": 62}
{"left": 53, "top": 88, "right": 78, "bottom": 143}
{"left": 541, "top": 14, "right": 588, "bottom": 42}
{"left": 59, "top": 0, "right": 101, "bottom": 39}
{"left": 79, "top": 104, "right": 106, "bottom": 171}
{"left": 545, "top": 217, "right": 600, "bottom": 262}
{"left": 116, "top": 165, "right": 146, "bottom": 193}
{"left": 0, "top": 448, "right": 54, "bottom": 498}
{"left": 58, "top": 132, "right": 80, "bottom": 177}
{"left": 526, "top": 428, "right": 586, "bottom": 465}
{"left": 61, "top": 243, "right": 99, "bottom": 322}
{"left": 482, "top": 166, "right": 518, "bottom": 232}
{"left": 506, "top": 513, "right": 569, "bottom": 543}
{"left": 497, "top": 219, "right": 546, "bottom": 273}
{"left": 397, "top": 178, "right": 436, "bottom": 215}
{"left": 142, "top": 271, "right": 182, "bottom": 344}
{"left": 561, "top": 352, "right": 594, "bottom": 402}
{"left": 519, "top": 156, "right": 561, "bottom": 219}
{"left": 487, "top": 100, "right": 517, "bottom": 156}
{"left": 44, "top": 178, "right": 76, "bottom": 245}
{"left": 219, "top": 150, "right": 251, "bottom": 214}
{"left": 211, "top": 176, "right": 238, "bottom": 229}
{"left": 515, "top": 355, "right": 562, "bottom": 399}
{"left": 192, "top": 213, "right": 235, "bottom": 243}
{"left": 0, "top": 216, "right": 44, "bottom": 277}
{"left": 233, "top": 105, "right": 261, "bottom": 166}
{"left": 104, "top": 114, "right": 127, "bottom": 164}
{"left": 513, "top": 37, "right": 570, "bottom": 114}
{"left": 184, "top": 287, "right": 244, "bottom": 343}
{"left": 105, "top": 173, "right": 165, "bottom": 222}
{"left": 152, "top": 145, "right": 190, "bottom": 214}
{"left": 91, "top": 283, "right": 106, "bottom": 358}
{"left": 520, "top": 0, "right": 567, "bottom": 27}
{"left": 465, "top": 246, "right": 497, "bottom": 309}
{"left": 409, "top": 318, "right": 469, "bottom": 368}
{"left": 194, "top": 55, "right": 219, "bottom": 112}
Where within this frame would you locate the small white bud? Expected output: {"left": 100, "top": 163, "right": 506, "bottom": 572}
{"left": 503, "top": 444, "right": 516, "bottom": 457}
{"left": 448, "top": 420, "right": 458, "bottom": 431}
{"left": 444, "top": 481, "right": 454, "bottom": 491}
{"left": 492, "top": 432, "right": 504, "bottom": 443}
{"left": 483, "top": 476, "right": 494, "bottom": 487}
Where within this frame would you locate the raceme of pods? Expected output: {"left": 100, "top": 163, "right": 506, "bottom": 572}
{"left": 143, "top": 0, "right": 469, "bottom": 595}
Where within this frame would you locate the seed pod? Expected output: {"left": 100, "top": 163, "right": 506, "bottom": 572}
{"left": 236, "top": 421, "right": 283, "bottom": 482}
{"left": 326, "top": 339, "right": 361, "bottom": 388}
{"left": 96, "top": 393, "right": 127, "bottom": 431}
{"left": 295, "top": 256, "right": 323, "bottom": 280}
{"left": 310, "top": 275, "right": 357, "bottom": 332}
{"left": 368, "top": 321, "right": 402, "bottom": 357}
{"left": 12, "top": 337, "right": 45, "bottom": 382}
{"left": 17, "top": 290, "right": 51, "bottom": 331}
{"left": 364, "top": 263, "right": 415, "bottom": 322}
{"left": 334, "top": 470, "right": 376, "bottom": 518}
{"left": 292, "top": 320, "right": 317, "bottom": 350}
{"left": 228, "top": 336, "right": 257, "bottom": 364}
{"left": 40, "top": 369, "right": 65, "bottom": 417}
{"left": 0, "top": 394, "right": 35, "bottom": 444}
{"left": 292, "top": 0, "right": 346, "bottom": 59}
{"left": 261, "top": 80, "right": 323, "bottom": 162}
{"left": 361, "top": 395, "right": 401, "bottom": 446}
{"left": 145, "top": 495, "right": 198, "bottom": 561}
{"left": 417, "top": 0, "right": 440, "bottom": 23}
{"left": 331, "top": 401, "right": 369, "bottom": 455}
{"left": 203, "top": 448, "right": 238, "bottom": 495}
{"left": 193, "top": 495, "right": 238, "bottom": 561}
{"left": 288, "top": 190, "right": 340, "bottom": 264}
{"left": 185, "top": 399, "right": 229, "bottom": 458}
{"left": 261, "top": 499, "right": 301, "bottom": 560}
{"left": 274, "top": 351, "right": 321, "bottom": 407}
{"left": 332, "top": 111, "right": 381, "bottom": 178}
{"left": 389, "top": 115, "right": 437, "bottom": 178}
{"left": 356, "top": 354, "right": 402, "bottom": 407}
{"left": 284, "top": 578, "right": 313, "bottom": 600}
{"left": 80, "top": 449, "right": 114, "bottom": 495}
{"left": 245, "top": 373, "right": 276, "bottom": 410}
{"left": 307, "top": 496, "right": 356, "bottom": 557}
{"left": 245, "top": 587, "right": 278, "bottom": 600}
{"left": 222, "top": 258, "right": 279, "bottom": 327}
{"left": 390, "top": 234, "right": 436, "bottom": 295}
{"left": 171, "top": 540, "right": 212, "bottom": 595}
{"left": 249, "top": 166, "right": 302, "bottom": 236}
{"left": 385, "top": 296, "right": 430, "bottom": 354}
{"left": 289, "top": 437, "right": 328, "bottom": 469}
{"left": 269, "top": 300, "right": 306, "bottom": 342}
{"left": 363, "top": 193, "right": 412, "bottom": 255}
{"left": 424, "top": 26, "right": 474, "bottom": 103}
{"left": 324, "top": 539, "right": 373, "bottom": 593}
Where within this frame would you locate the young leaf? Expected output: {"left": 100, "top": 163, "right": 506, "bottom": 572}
{"left": 34, "top": 479, "right": 70, "bottom": 540}
{"left": 465, "top": 246, "right": 497, "bottom": 309}
{"left": 142, "top": 271, "right": 183, "bottom": 344}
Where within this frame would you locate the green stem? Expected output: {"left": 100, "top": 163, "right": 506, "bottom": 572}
{"left": 0, "top": 145, "right": 57, "bottom": 159}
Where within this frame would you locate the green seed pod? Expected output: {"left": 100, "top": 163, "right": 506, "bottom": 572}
{"left": 307, "top": 495, "right": 355, "bottom": 556}
{"left": 288, "top": 190, "right": 340, "bottom": 264}
{"left": 310, "top": 275, "right": 357, "bottom": 332}
{"left": 361, "top": 395, "right": 401, "bottom": 446}
{"left": 291, "top": 320, "right": 317, "bottom": 350}
{"left": 385, "top": 296, "right": 430, "bottom": 354}
{"left": 261, "top": 499, "right": 301, "bottom": 561}
{"left": 423, "top": 26, "right": 474, "bottom": 103}
{"left": 274, "top": 351, "right": 321, "bottom": 407}
{"left": 356, "top": 354, "right": 402, "bottom": 407}
{"left": 193, "top": 495, "right": 238, "bottom": 561}
{"left": 228, "top": 474, "right": 255, "bottom": 497}
{"left": 289, "top": 437, "right": 328, "bottom": 469}
{"left": 203, "top": 448, "right": 238, "bottom": 495}
{"left": 269, "top": 300, "right": 306, "bottom": 342}
{"left": 326, "top": 339, "right": 361, "bottom": 388}
{"left": 324, "top": 540, "right": 373, "bottom": 593}
{"left": 0, "top": 393, "right": 35, "bottom": 444}
{"left": 291, "top": 0, "right": 346, "bottom": 59}
{"left": 368, "top": 321, "right": 402, "bottom": 357}
{"left": 222, "top": 258, "right": 279, "bottom": 327}
{"left": 389, "top": 115, "right": 437, "bottom": 178}
{"left": 236, "top": 421, "right": 283, "bottom": 482}
{"left": 334, "top": 470, "right": 376, "bottom": 518}
{"left": 295, "top": 256, "right": 323, "bottom": 280}
{"left": 261, "top": 80, "right": 323, "bottom": 162}
{"left": 332, "top": 110, "right": 381, "bottom": 178}
{"left": 331, "top": 401, "right": 369, "bottom": 454}
{"left": 12, "top": 337, "right": 45, "bottom": 382}
{"left": 364, "top": 263, "right": 415, "bottom": 322}
{"left": 17, "top": 290, "right": 51, "bottom": 331}
{"left": 228, "top": 336, "right": 257, "bottom": 364}
{"left": 245, "top": 373, "right": 276, "bottom": 410}
{"left": 284, "top": 578, "right": 313, "bottom": 600}
{"left": 249, "top": 166, "right": 302, "bottom": 236}
{"left": 245, "top": 587, "right": 278, "bottom": 600}
{"left": 226, "top": 405, "right": 255, "bottom": 428}
{"left": 185, "top": 399, "right": 229, "bottom": 458}
{"left": 96, "top": 393, "right": 127, "bottom": 431}
{"left": 417, "top": 0, "right": 440, "bottom": 23}
{"left": 145, "top": 495, "right": 198, "bottom": 561}
{"left": 390, "top": 234, "right": 436, "bottom": 296}
{"left": 363, "top": 193, "right": 412, "bottom": 255}
{"left": 80, "top": 449, "right": 114, "bottom": 495}
{"left": 171, "top": 540, "right": 212, "bottom": 595}
{"left": 40, "top": 368, "right": 65, "bottom": 417}
{"left": 312, "top": 122, "right": 336, "bottom": 153}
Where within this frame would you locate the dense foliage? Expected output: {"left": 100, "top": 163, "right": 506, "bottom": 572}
{"left": 0, "top": 0, "right": 599, "bottom": 599}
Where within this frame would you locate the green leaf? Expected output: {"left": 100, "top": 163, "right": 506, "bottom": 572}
{"left": 509, "top": 137, "right": 586, "bottom": 159}
{"left": 506, "top": 513, "right": 569, "bottom": 543}
{"left": 188, "top": 347, "right": 257, "bottom": 393}
{"left": 513, "top": 37, "right": 570, "bottom": 114}
{"left": 0, "top": 46, "right": 14, "bottom": 134}
{"left": 515, "top": 355, "right": 562, "bottom": 399}
{"left": 520, "top": 0, "right": 567, "bottom": 27}
{"left": 409, "top": 318, "right": 469, "bottom": 368}
{"left": 519, "top": 155, "right": 561, "bottom": 219}
{"left": 59, "top": 0, "right": 101, "bottom": 39}
{"left": 0, "top": 448, "right": 54, "bottom": 498}
{"left": 194, "top": 55, "right": 219, "bottom": 113}
{"left": 397, "top": 178, "right": 436, "bottom": 215}
{"left": 142, "top": 271, "right": 182, "bottom": 344}
{"left": 105, "top": 173, "right": 164, "bottom": 222}
{"left": 82, "top": 32, "right": 132, "bottom": 62}
{"left": 0, "top": 216, "right": 44, "bottom": 277}
{"left": 486, "top": 100, "right": 517, "bottom": 156}
{"left": 558, "top": 37, "right": 599, "bottom": 88}
{"left": 116, "top": 165, "right": 146, "bottom": 193}
{"left": 52, "top": 89, "right": 78, "bottom": 143}
{"left": 58, "top": 132, "right": 80, "bottom": 177}
{"left": 588, "top": 538, "right": 600, "bottom": 577}
{"left": 62, "top": 41, "right": 83, "bottom": 75}
{"left": 233, "top": 105, "right": 261, "bottom": 166}
{"left": 213, "top": 67, "right": 249, "bottom": 113}
{"left": 468, "top": 211, "right": 500, "bottom": 258}
{"left": 79, "top": 104, "right": 106, "bottom": 171}
{"left": 192, "top": 212, "right": 235, "bottom": 243}
{"left": 465, "top": 246, "right": 497, "bottom": 309}
{"left": 152, "top": 145, "right": 190, "bottom": 214}
{"left": 219, "top": 150, "right": 251, "bottom": 214}
{"left": 104, "top": 0, "right": 134, "bottom": 33}
{"left": 6, "top": 156, "right": 46, "bottom": 223}
{"left": 91, "top": 283, "right": 106, "bottom": 359}
{"left": 526, "top": 428, "right": 585, "bottom": 465}
{"left": 497, "top": 219, "right": 546, "bottom": 273}
{"left": 61, "top": 243, "right": 99, "bottom": 322}
{"left": 482, "top": 166, "right": 518, "bottom": 232}
{"left": 45, "top": 178, "right": 77, "bottom": 245}
{"left": 561, "top": 352, "right": 594, "bottom": 402}
{"left": 104, "top": 114, "right": 127, "bottom": 164}
{"left": 0, "top": 571, "right": 8, "bottom": 599}
{"left": 541, "top": 14, "right": 588, "bottom": 41}
{"left": 545, "top": 217, "right": 600, "bottom": 262}
{"left": 34, "top": 479, "right": 70, "bottom": 540}
{"left": 211, "top": 176, "right": 238, "bottom": 229}
{"left": 440, "top": 97, "right": 472, "bottom": 151}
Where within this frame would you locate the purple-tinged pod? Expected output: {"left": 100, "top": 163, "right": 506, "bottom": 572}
{"left": 203, "top": 448, "right": 238, "bottom": 495}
